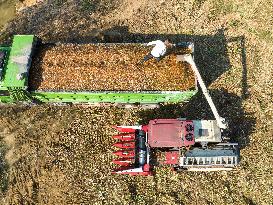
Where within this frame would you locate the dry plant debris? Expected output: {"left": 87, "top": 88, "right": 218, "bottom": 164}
{"left": 0, "top": 0, "right": 272, "bottom": 204}
{"left": 29, "top": 44, "right": 194, "bottom": 91}
{"left": 0, "top": 104, "right": 271, "bottom": 205}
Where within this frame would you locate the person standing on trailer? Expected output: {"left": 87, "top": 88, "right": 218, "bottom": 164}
{"left": 140, "top": 39, "right": 175, "bottom": 64}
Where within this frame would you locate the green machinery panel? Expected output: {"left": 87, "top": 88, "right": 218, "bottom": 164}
{"left": 32, "top": 90, "right": 197, "bottom": 104}
{"left": 3, "top": 35, "right": 35, "bottom": 89}
{"left": 0, "top": 95, "right": 13, "bottom": 103}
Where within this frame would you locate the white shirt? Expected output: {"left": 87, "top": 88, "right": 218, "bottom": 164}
{"left": 147, "top": 40, "right": 167, "bottom": 58}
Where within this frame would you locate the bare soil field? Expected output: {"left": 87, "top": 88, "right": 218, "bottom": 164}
{"left": 0, "top": 0, "right": 272, "bottom": 204}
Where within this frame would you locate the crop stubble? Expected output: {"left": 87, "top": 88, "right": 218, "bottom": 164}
{"left": 1, "top": 0, "right": 273, "bottom": 204}
{"left": 29, "top": 44, "right": 195, "bottom": 91}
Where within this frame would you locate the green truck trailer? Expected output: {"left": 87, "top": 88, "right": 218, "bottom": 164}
{"left": 0, "top": 35, "right": 197, "bottom": 105}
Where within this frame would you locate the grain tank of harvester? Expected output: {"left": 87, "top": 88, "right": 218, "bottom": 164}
{"left": 111, "top": 54, "right": 239, "bottom": 175}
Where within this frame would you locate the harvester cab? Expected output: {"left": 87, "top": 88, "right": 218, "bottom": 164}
{"left": 111, "top": 51, "right": 239, "bottom": 176}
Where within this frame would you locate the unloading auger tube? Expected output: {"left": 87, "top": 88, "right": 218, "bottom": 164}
{"left": 177, "top": 54, "right": 227, "bottom": 130}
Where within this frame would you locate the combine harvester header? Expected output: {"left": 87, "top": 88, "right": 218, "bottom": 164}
{"left": 0, "top": 35, "right": 197, "bottom": 105}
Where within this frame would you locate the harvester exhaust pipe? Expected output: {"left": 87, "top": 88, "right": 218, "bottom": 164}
{"left": 177, "top": 53, "right": 227, "bottom": 129}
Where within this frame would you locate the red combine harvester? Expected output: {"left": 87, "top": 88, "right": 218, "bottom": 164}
{"left": 111, "top": 53, "right": 239, "bottom": 176}
{"left": 112, "top": 119, "right": 239, "bottom": 175}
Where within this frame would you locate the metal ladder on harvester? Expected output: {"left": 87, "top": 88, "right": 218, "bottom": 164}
{"left": 181, "top": 155, "right": 238, "bottom": 167}
{"left": 179, "top": 143, "right": 239, "bottom": 170}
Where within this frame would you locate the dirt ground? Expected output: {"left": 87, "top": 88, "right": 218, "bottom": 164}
{"left": 0, "top": 0, "right": 272, "bottom": 204}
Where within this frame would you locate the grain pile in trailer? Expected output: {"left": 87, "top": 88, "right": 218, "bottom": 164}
{"left": 29, "top": 44, "right": 195, "bottom": 91}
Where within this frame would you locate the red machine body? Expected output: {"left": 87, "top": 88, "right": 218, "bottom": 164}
{"left": 111, "top": 118, "right": 239, "bottom": 176}
{"left": 148, "top": 119, "right": 195, "bottom": 147}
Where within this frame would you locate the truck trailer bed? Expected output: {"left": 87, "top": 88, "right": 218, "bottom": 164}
{"left": 29, "top": 44, "right": 195, "bottom": 91}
